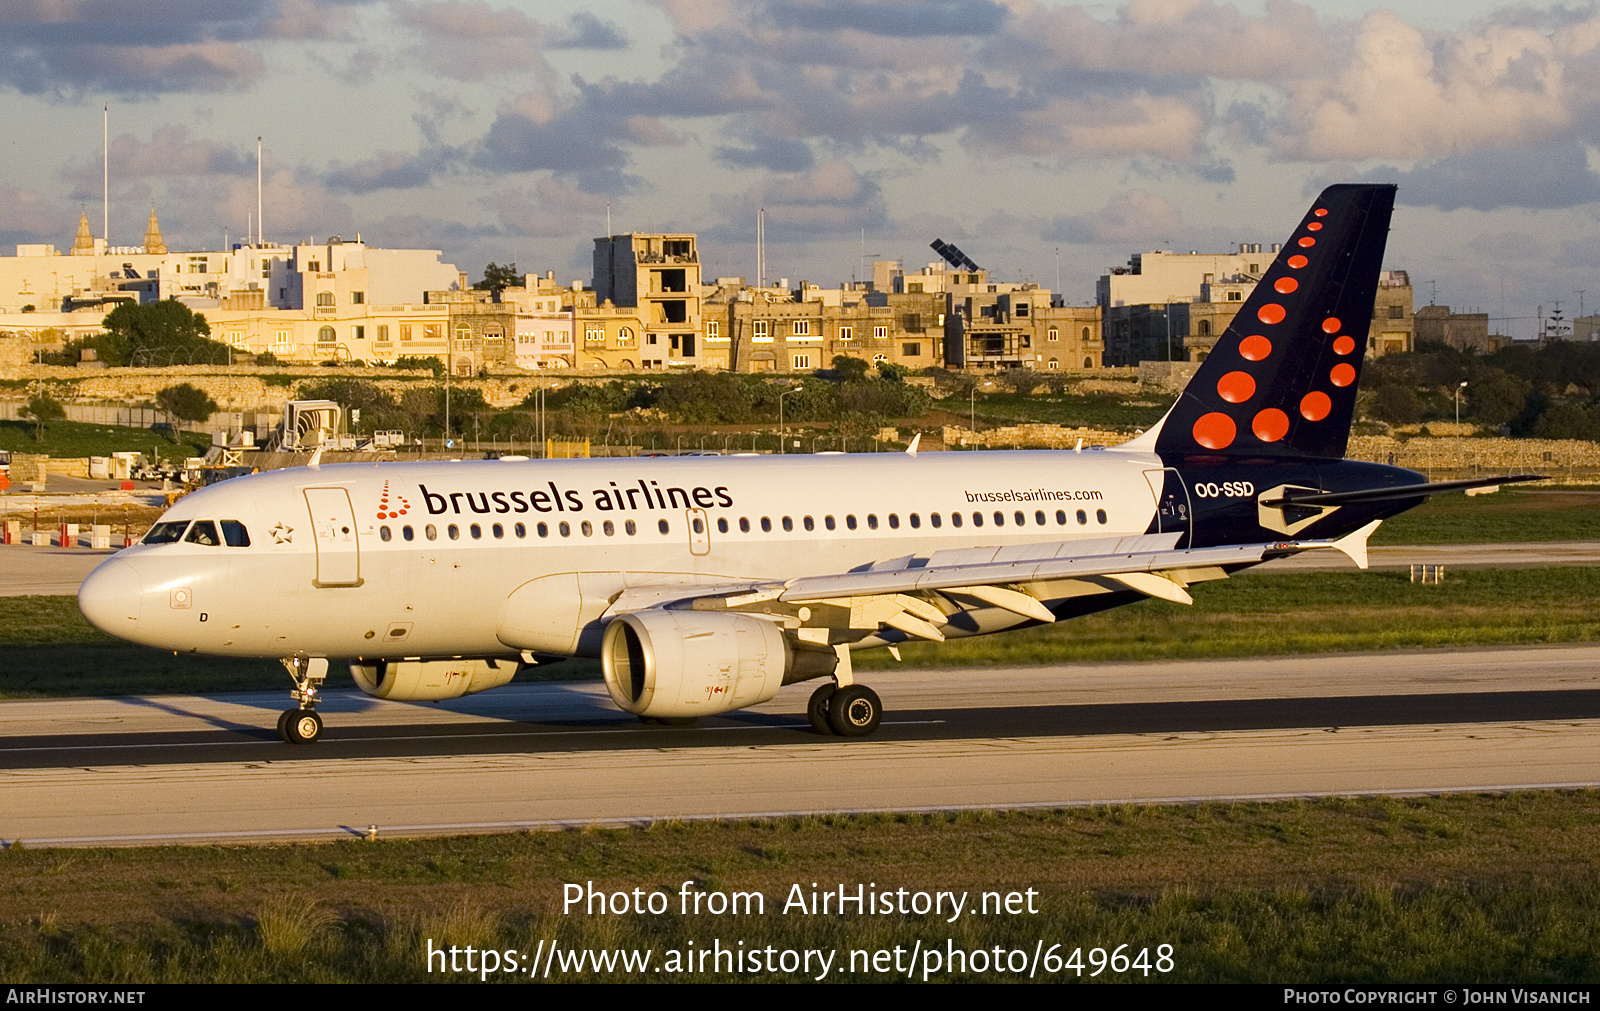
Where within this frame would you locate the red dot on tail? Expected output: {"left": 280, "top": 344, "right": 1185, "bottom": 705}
{"left": 1253, "top": 409, "right": 1289, "bottom": 442}
{"left": 1333, "top": 335, "right": 1356, "bottom": 355}
{"left": 1192, "top": 412, "right": 1236, "bottom": 450}
{"left": 1258, "top": 303, "right": 1286, "bottom": 324}
{"left": 1330, "top": 363, "right": 1356, "bottom": 387}
{"left": 1314, "top": 208, "right": 1328, "bottom": 217}
{"left": 1301, "top": 392, "right": 1332, "bottom": 422}
{"left": 1322, "top": 317, "right": 1341, "bottom": 333}
{"left": 1299, "top": 236, "right": 1315, "bottom": 247}
{"left": 1307, "top": 222, "right": 1322, "bottom": 231}
{"left": 1217, "top": 371, "right": 1256, "bottom": 403}
{"left": 1239, "top": 334, "right": 1272, "bottom": 361}
{"left": 1275, "top": 277, "right": 1298, "bottom": 294}
{"left": 1287, "top": 255, "right": 1308, "bottom": 268}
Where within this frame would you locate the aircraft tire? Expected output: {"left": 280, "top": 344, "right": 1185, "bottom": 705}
{"left": 826, "top": 685, "right": 881, "bottom": 738}
{"left": 807, "top": 684, "right": 836, "bottom": 735}
{"left": 281, "top": 709, "right": 323, "bottom": 745}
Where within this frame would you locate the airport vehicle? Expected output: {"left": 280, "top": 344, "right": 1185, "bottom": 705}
{"left": 77, "top": 185, "right": 1532, "bottom": 744}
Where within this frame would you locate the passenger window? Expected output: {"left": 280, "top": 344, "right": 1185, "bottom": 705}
{"left": 825, "top": 515, "right": 836, "bottom": 530}
{"left": 972, "top": 512, "right": 983, "bottom": 527}
{"left": 403, "top": 525, "right": 415, "bottom": 541}
{"left": 658, "top": 519, "right": 670, "bottom": 534}
{"left": 909, "top": 514, "right": 920, "bottom": 528}
{"left": 846, "top": 515, "right": 857, "bottom": 530}
{"left": 492, "top": 523, "right": 504, "bottom": 539}
{"left": 580, "top": 521, "right": 593, "bottom": 536}
{"left": 1035, "top": 511, "right": 1046, "bottom": 526}
{"left": 426, "top": 524, "right": 438, "bottom": 540}
{"left": 1016, "top": 511, "right": 1026, "bottom": 526}
{"left": 803, "top": 516, "right": 814, "bottom": 531}
{"left": 1076, "top": 510, "right": 1087, "bottom": 525}
{"left": 739, "top": 517, "right": 751, "bottom": 533}
{"left": 951, "top": 512, "right": 962, "bottom": 528}
{"left": 469, "top": 523, "right": 482, "bottom": 539}
{"left": 184, "top": 521, "right": 220, "bottom": 546}
{"left": 781, "top": 516, "right": 793, "bottom": 532}
{"left": 888, "top": 514, "right": 899, "bottom": 529}
{"left": 867, "top": 514, "right": 878, "bottom": 530}
{"left": 930, "top": 513, "right": 941, "bottom": 528}
{"left": 220, "top": 520, "right": 250, "bottom": 547}
{"left": 993, "top": 512, "right": 1005, "bottom": 527}
{"left": 604, "top": 520, "right": 616, "bottom": 536}
{"left": 761, "top": 517, "right": 773, "bottom": 532}
{"left": 514, "top": 522, "right": 526, "bottom": 538}
{"left": 141, "top": 521, "right": 189, "bottom": 544}
{"left": 718, "top": 517, "right": 729, "bottom": 533}
{"left": 691, "top": 517, "right": 703, "bottom": 534}
{"left": 558, "top": 521, "right": 571, "bottom": 537}
{"left": 1096, "top": 509, "right": 1108, "bottom": 524}
{"left": 537, "top": 522, "right": 549, "bottom": 537}
{"left": 1055, "top": 510, "right": 1066, "bottom": 525}
{"left": 625, "top": 520, "right": 637, "bottom": 535}
{"left": 379, "top": 525, "right": 392, "bottom": 542}
{"left": 448, "top": 524, "right": 460, "bottom": 540}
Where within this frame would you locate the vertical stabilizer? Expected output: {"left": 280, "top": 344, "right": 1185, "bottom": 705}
{"left": 1155, "top": 184, "right": 1396, "bottom": 460}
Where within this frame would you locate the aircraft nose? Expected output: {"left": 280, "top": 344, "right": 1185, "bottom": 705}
{"left": 78, "top": 558, "right": 142, "bottom": 637}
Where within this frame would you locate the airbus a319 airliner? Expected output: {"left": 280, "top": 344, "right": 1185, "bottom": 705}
{"left": 78, "top": 184, "right": 1532, "bottom": 744}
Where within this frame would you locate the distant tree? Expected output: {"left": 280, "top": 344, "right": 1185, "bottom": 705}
{"left": 19, "top": 391, "right": 65, "bottom": 440}
{"left": 154, "top": 383, "right": 219, "bottom": 437}
{"left": 88, "top": 300, "right": 227, "bottom": 367}
{"left": 1467, "top": 371, "right": 1531, "bottom": 428}
{"left": 1533, "top": 403, "right": 1599, "bottom": 441}
{"left": 473, "top": 262, "right": 524, "bottom": 298}
{"left": 392, "top": 355, "right": 444, "bottom": 377}
{"left": 253, "top": 351, "right": 281, "bottom": 366}
{"left": 877, "top": 360, "right": 911, "bottom": 383}
{"left": 998, "top": 368, "right": 1044, "bottom": 396}
{"left": 1369, "top": 384, "right": 1422, "bottom": 425}
{"left": 832, "top": 355, "right": 870, "bottom": 383}
{"left": 298, "top": 379, "right": 404, "bottom": 432}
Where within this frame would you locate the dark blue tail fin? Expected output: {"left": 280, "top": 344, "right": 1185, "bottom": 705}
{"left": 1154, "top": 184, "right": 1396, "bottom": 460}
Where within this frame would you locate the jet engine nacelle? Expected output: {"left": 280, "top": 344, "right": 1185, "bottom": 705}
{"left": 601, "top": 609, "right": 835, "bottom": 719}
{"left": 350, "top": 658, "right": 516, "bottom": 701}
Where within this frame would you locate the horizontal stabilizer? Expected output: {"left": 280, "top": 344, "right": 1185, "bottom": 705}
{"left": 1260, "top": 475, "right": 1542, "bottom": 508}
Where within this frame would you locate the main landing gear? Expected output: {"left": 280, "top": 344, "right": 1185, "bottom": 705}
{"left": 807, "top": 645, "right": 883, "bottom": 737}
{"left": 278, "top": 656, "right": 328, "bottom": 744}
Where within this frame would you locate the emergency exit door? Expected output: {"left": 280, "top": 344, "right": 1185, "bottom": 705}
{"left": 304, "top": 487, "right": 362, "bottom": 586}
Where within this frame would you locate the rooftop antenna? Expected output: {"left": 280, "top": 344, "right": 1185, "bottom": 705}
{"left": 256, "top": 136, "right": 263, "bottom": 246}
{"left": 606, "top": 200, "right": 611, "bottom": 236}
{"left": 1428, "top": 279, "right": 1437, "bottom": 305}
{"left": 757, "top": 207, "right": 765, "bottom": 288}
{"left": 102, "top": 103, "right": 108, "bottom": 248}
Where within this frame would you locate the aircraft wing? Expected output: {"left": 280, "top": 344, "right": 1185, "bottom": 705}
{"left": 602, "top": 525, "right": 1379, "bottom": 643}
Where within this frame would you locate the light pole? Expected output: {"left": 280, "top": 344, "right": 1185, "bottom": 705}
{"left": 779, "top": 385, "right": 803, "bottom": 454}
{"left": 1456, "top": 380, "right": 1467, "bottom": 425}
{"left": 969, "top": 384, "right": 978, "bottom": 448}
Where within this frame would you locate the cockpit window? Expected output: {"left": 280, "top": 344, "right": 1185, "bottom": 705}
{"left": 220, "top": 520, "right": 250, "bottom": 547}
{"left": 142, "top": 521, "right": 190, "bottom": 544}
{"left": 184, "top": 521, "right": 221, "bottom": 546}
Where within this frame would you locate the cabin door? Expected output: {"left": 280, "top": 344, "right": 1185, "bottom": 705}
{"left": 1142, "top": 468, "right": 1192, "bottom": 547}
{"left": 304, "top": 487, "right": 362, "bottom": 587}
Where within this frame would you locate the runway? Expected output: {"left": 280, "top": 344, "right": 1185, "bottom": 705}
{"left": 4, "top": 644, "right": 1599, "bottom": 847}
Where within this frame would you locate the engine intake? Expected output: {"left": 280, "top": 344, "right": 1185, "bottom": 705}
{"left": 350, "top": 658, "right": 516, "bottom": 701}
{"left": 601, "top": 610, "right": 835, "bottom": 718}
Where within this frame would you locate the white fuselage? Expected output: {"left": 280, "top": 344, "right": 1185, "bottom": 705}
{"left": 78, "top": 449, "right": 1168, "bottom": 661}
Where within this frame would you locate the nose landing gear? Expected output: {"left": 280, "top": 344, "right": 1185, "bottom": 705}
{"left": 278, "top": 656, "right": 328, "bottom": 745}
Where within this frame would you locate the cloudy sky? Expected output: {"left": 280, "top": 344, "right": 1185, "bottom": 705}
{"left": 4, "top": 0, "right": 1600, "bottom": 337}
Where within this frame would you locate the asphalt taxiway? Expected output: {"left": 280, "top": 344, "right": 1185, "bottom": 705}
{"left": 4, "top": 644, "right": 1598, "bottom": 846}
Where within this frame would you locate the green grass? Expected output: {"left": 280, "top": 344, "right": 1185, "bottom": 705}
{"left": 2, "top": 793, "right": 1599, "bottom": 981}
{"left": 8, "top": 567, "right": 1600, "bottom": 695}
{"left": 973, "top": 391, "right": 1174, "bottom": 431}
{"left": 0, "top": 418, "right": 210, "bottom": 465}
{"left": 1371, "top": 488, "right": 1600, "bottom": 545}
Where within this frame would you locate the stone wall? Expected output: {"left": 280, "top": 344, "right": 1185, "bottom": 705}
{"left": 943, "top": 423, "right": 1132, "bottom": 449}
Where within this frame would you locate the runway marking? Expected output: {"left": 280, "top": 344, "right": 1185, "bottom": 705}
{"left": 0, "top": 719, "right": 947, "bottom": 754}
